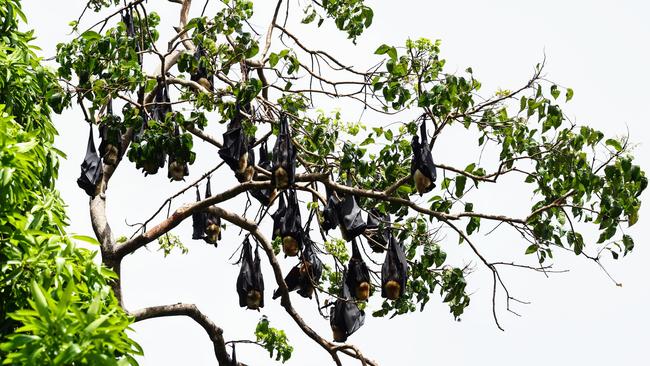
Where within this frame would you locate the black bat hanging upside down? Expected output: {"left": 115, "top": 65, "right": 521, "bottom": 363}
{"left": 365, "top": 209, "right": 391, "bottom": 253}
{"left": 330, "top": 271, "right": 365, "bottom": 342}
{"left": 237, "top": 239, "right": 265, "bottom": 310}
{"left": 346, "top": 239, "right": 371, "bottom": 301}
{"left": 381, "top": 235, "right": 409, "bottom": 301}
{"left": 271, "top": 114, "right": 296, "bottom": 189}
{"left": 218, "top": 104, "right": 250, "bottom": 179}
{"left": 167, "top": 126, "right": 190, "bottom": 182}
{"left": 204, "top": 182, "right": 222, "bottom": 245}
{"left": 279, "top": 190, "right": 302, "bottom": 257}
{"left": 77, "top": 124, "right": 103, "bottom": 197}
{"left": 250, "top": 140, "right": 277, "bottom": 206}
{"left": 191, "top": 177, "right": 221, "bottom": 245}
{"left": 190, "top": 44, "right": 214, "bottom": 92}
{"left": 411, "top": 120, "right": 438, "bottom": 195}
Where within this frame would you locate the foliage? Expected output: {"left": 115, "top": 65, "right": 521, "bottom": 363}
{"left": 0, "top": 0, "right": 140, "bottom": 363}
{"left": 157, "top": 233, "right": 189, "bottom": 257}
{"left": 254, "top": 316, "right": 293, "bottom": 363}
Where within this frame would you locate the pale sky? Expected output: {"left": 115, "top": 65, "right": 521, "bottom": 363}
{"left": 21, "top": 1, "right": 650, "bottom": 365}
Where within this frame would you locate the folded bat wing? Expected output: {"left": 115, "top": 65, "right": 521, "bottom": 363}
{"left": 280, "top": 190, "right": 303, "bottom": 241}
{"left": 271, "top": 192, "right": 287, "bottom": 239}
{"left": 77, "top": 125, "right": 103, "bottom": 196}
{"left": 271, "top": 114, "right": 296, "bottom": 187}
{"left": 366, "top": 209, "right": 391, "bottom": 252}
{"left": 191, "top": 186, "right": 206, "bottom": 240}
{"left": 251, "top": 141, "right": 275, "bottom": 205}
{"left": 346, "top": 240, "right": 370, "bottom": 298}
{"left": 381, "top": 236, "right": 409, "bottom": 298}
{"left": 411, "top": 122, "right": 437, "bottom": 192}
{"left": 337, "top": 194, "right": 367, "bottom": 241}
{"left": 321, "top": 190, "right": 340, "bottom": 232}
{"left": 252, "top": 246, "right": 265, "bottom": 308}
{"left": 236, "top": 239, "right": 255, "bottom": 307}
{"left": 330, "top": 276, "right": 365, "bottom": 342}
{"left": 218, "top": 118, "right": 246, "bottom": 172}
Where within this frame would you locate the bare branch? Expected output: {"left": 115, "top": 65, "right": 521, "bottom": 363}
{"left": 259, "top": 0, "right": 284, "bottom": 62}
{"left": 130, "top": 303, "right": 239, "bottom": 366}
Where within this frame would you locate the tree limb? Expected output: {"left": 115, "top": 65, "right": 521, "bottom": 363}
{"left": 130, "top": 303, "right": 240, "bottom": 366}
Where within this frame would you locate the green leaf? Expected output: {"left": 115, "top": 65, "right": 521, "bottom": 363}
{"left": 565, "top": 88, "right": 574, "bottom": 102}
{"left": 56, "top": 282, "right": 75, "bottom": 318}
{"left": 628, "top": 210, "right": 638, "bottom": 226}
{"left": 84, "top": 313, "right": 112, "bottom": 334}
{"left": 71, "top": 234, "right": 99, "bottom": 245}
{"left": 455, "top": 176, "right": 467, "bottom": 198}
{"left": 53, "top": 343, "right": 82, "bottom": 365}
{"left": 375, "top": 44, "right": 391, "bottom": 55}
{"left": 605, "top": 138, "right": 622, "bottom": 152}
{"left": 375, "top": 44, "right": 397, "bottom": 60}
{"left": 301, "top": 8, "right": 317, "bottom": 24}
{"left": 30, "top": 281, "right": 50, "bottom": 319}
{"left": 573, "top": 233, "right": 584, "bottom": 255}
{"left": 550, "top": 85, "right": 560, "bottom": 100}
{"left": 387, "top": 47, "right": 398, "bottom": 61}
{"left": 269, "top": 53, "right": 279, "bottom": 67}
{"left": 525, "top": 244, "right": 538, "bottom": 254}
{"left": 466, "top": 217, "right": 480, "bottom": 235}
{"left": 80, "top": 30, "right": 101, "bottom": 41}
{"left": 622, "top": 234, "right": 634, "bottom": 254}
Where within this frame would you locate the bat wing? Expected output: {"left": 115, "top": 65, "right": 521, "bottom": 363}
{"left": 253, "top": 246, "right": 264, "bottom": 308}
{"left": 77, "top": 126, "right": 103, "bottom": 196}
{"left": 218, "top": 120, "right": 245, "bottom": 171}
{"left": 191, "top": 211, "right": 206, "bottom": 240}
{"left": 151, "top": 82, "right": 171, "bottom": 121}
{"left": 191, "top": 187, "right": 206, "bottom": 239}
{"left": 381, "top": 237, "right": 398, "bottom": 297}
{"left": 271, "top": 114, "right": 296, "bottom": 186}
{"left": 236, "top": 240, "right": 254, "bottom": 307}
{"left": 303, "top": 239, "right": 323, "bottom": 283}
{"left": 367, "top": 210, "right": 390, "bottom": 252}
{"left": 321, "top": 194, "right": 340, "bottom": 232}
{"left": 281, "top": 190, "right": 302, "bottom": 241}
{"left": 251, "top": 141, "right": 274, "bottom": 205}
{"left": 274, "top": 265, "right": 301, "bottom": 300}
{"left": 338, "top": 195, "right": 367, "bottom": 241}
{"left": 271, "top": 192, "right": 287, "bottom": 239}
{"left": 393, "top": 237, "right": 409, "bottom": 294}
{"left": 341, "top": 301, "right": 365, "bottom": 337}
{"left": 411, "top": 123, "right": 437, "bottom": 187}
{"left": 331, "top": 278, "right": 365, "bottom": 341}
{"left": 366, "top": 210, "right": 379, "bottom": 229}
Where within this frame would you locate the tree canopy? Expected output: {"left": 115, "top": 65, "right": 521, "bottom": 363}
{"left": 2, "top": 0, "right": 647, "bottom": 365}
{"left": 0, "top": 0, "right": 141, "bottom": 364}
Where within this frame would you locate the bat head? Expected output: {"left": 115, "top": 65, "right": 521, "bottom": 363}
{"left": 384, "top": 280, "right": 401, "bottom": 300}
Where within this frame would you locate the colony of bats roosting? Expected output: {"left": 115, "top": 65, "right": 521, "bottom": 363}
{"left": 78, "top": 102, "right": 435, "bottom": 341}
{"left": 76, "top": 5, "right": 438, "bottom": 344}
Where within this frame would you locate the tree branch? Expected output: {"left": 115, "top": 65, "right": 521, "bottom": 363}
{"left": 112, "top": 180, "right": 270, "bottom": 258}
{"left": 130, "top": 303, "right": 240, "bottom": 366}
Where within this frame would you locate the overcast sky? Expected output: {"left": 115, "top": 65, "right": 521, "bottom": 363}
{"left": 21, "top": 0, "right": 650, "bottom": 365}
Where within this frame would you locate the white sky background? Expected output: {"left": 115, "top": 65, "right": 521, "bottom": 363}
{"left": 20, "top": 0, "right": 650, "bottom": 365}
